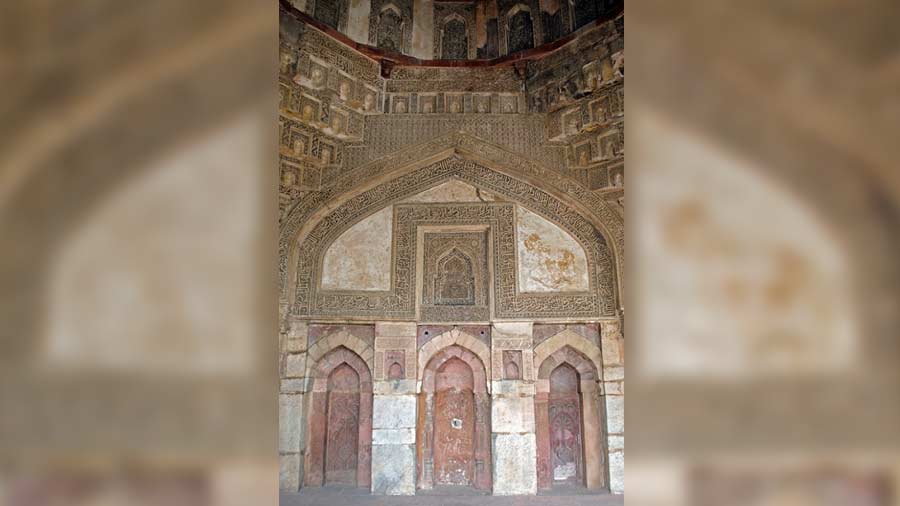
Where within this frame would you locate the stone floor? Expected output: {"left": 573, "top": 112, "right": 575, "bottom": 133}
{"left": 281, "top": 488, "right": 624, "bottom": 506}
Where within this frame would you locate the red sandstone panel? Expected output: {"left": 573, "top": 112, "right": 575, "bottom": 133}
{"left": 549, "top": 364, "right": 584, "bottom": 486}
{"left": 433, "top": 358, "right": 476, "bottom": 486}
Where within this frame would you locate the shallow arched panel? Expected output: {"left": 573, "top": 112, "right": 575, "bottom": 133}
{"left": 517, "top": 206, "right": 590, "bottom": 292}
{"left": 325, "top": 364, "right": 361, "bottom": 486}
{"left": 306, "top": 346, "right": 373, "bottom": 489}
{"left": 548, "top": 364, "right": 584, "bottom": 486}
{"left": 433, "top": 357, "right": 477, "bottom": 486}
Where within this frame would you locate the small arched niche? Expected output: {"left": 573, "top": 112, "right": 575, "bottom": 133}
{"left": 376, "top": 5, "right": 404, "bottom": 52}
{"left": 418, "top": 345, "right": 492, "bottom": 492}
{"left": 305, "top": 346, "right": 373, "bottom": 489}
{"left": 441, "top": 17, "right": 469, "bottom": 60}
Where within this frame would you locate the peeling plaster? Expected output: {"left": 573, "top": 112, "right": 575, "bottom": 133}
{"left": 516, "top": 206, "right": 589, "bottom": 292}
{"left": 321, "top": 206, "right": 393, "bottom": 291}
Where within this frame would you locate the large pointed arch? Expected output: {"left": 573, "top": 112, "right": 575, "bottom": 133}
{"left": 289, "top": 157, "right": 615, "bottom": 319}
{"left": 279, "top": 137, "right": 622, "bottom": 322}
{"left": 277, "top": 133, "right": 624, "bottom": 318}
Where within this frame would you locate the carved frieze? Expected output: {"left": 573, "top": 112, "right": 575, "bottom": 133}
{"left": 291, "top": 158, "right": 615, "bottom": 320}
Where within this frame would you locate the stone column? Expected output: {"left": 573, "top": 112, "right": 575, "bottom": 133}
{"left": 490, "top": 322, "right": 537, "bottom": 495}
{"left": 280, "top": 318, "right": 309, "bottom": 492}
{"left": 370, "top": 322, "right": 418, "bottom": 495}
{"left": 601, "top": 319, "right": 625, "bottom": 494}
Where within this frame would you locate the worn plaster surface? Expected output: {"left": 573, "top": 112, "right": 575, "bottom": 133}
{"left": 516, "top": 206, "right": 590, "bottom": 293}
{"left": 321, "top": 206, "right": 393, "bottom": 291}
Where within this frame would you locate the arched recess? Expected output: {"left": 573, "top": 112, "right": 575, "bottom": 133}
{"left": 417, "top": 344, "right": 492, "bottom": 491}
{"left": 306, "top": 329, "right": 375, "bottom": 375}
{"left": 440, "top": 14, "right": 469, "bottom": 60}
{"left": 533, "top": 328, "right": 603, "bottom": 376}
{"left": 375, "top": 4, "right": 404, "bottom": 53}
{"left": 305, "top": 345, "right": 373, "bottom": 489}
{"left": 571, "top": 0, "right": 599, "bottom": 31}
{"left": 278, "top": 135, "right": 624, "bottom": 318}
{"left": 506, "top": 4, "right": 536, "bottom": 54}
{"left": 534, "top": 344, "right": 606, "bottom": 491}
{"left": 313, "top": 0, "right": 348, "bottom": 31}
{"left": 286, "top": 155, "right": 618, "bottom": 321}
{"left": 434, "top": 248, "right": 475, "bottom": 306}
{"left": 418, "top": 328, "right": 492, "bottom": 385}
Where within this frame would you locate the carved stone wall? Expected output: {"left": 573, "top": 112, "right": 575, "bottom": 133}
{"left": 278, "top": 7, "right": 624, "bottom": 497}
{"left": 310, "top": 0, "right": 349, "bottom": 31}
{"left": 498, "top": 0, "right": 541, "bottom": 56}
{"left": 433, "top": 3, "right": 477, "bottom": 60}
{"left": 368, "top": 0, "right": 414, "bottom": 54}
{"left": 422, "top": 231, "right": 490, "bottom": 322}
{"left": 292, "top": 164, "right": 615, "bottom": 321}
{"left": 289, "top": 0, "right": 621, "bottom": 58}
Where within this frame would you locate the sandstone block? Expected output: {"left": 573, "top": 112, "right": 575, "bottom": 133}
{"left": 609, "top": 450, "right": 624, "bottom": 494}
{"left": 372, "top": 428, "right": 416, "bottom": 445}
{"left": 375, "top": 322, "right": 417, "bottom": 337}
{"left": 371, "top": 444, "right": 416, "bottom": 495}
{"left": 606, "top": 395, "right": 624, "bottom": 434}
{"left": 279, "top": 394, "right": 304, "bottom": 452}
{"left": 279, "top": 453, "right": 301, "bottom": 492}
{"left": 372, "top": 395, "right": 417, "bottom": 429}
{"left": 491, "top": 395, "right": 535, "bottom": 433}
{"left": 492, "top": 433, "right": 537, "bottom": 495}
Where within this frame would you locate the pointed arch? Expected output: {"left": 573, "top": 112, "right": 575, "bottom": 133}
{"left": 283, "top": 152, "right": 619, "bottom": 321}
{"left": 533, "top": 339, "right": 607, "bottom": 491}
{"left": 278, "top": 134, "right": 623, "bottom": 321}
{"left": 418, "top": 329, "right": 491, "bottom": 387}
{"left": 305, "top": 345, "right": 373, "bottom": 489}
{"left": 418, "top": 343, "right": 492, "bottom": 491}
{"left": 533, "top": 329, "right": 603, "bottom": 380}
{"left": 306, "top": 329, "right": 375, "bottom": 376}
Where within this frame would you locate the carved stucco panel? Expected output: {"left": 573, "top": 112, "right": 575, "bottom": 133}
{"left": 290, "top": 157, "right": 615, "bottom": 320}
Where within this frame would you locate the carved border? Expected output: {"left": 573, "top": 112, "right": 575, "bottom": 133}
{"left": 279, "top": 139, "right": 623, "bottom": 319}
{"left": 292, "top": 158, "right": 614, "bottom": 319}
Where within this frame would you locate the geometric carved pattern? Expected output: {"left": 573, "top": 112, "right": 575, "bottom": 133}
{"left": 278, "top": 138, "right": 624, "bottom": 315}
{"left": 508, "top": 8, "right": 535, "bottom": 54}
{"left": 290, "top": 158, "right": 615, "bottom": 320}
{"left": 435, "top": 250, "right": 475, "bottom": 305}
{"left": 313, "top": 0, "right": 348, "bottom": 31}
{"left": 369, "top": 0, "right": 413, "bottom": 55}
{"left": 441, "top": 19, "right": 469, "bottom": 60}
{"left": 422, "top": 232, "right": 489, "bottom": 322}
{"left": 433, "top": 3, "right": 477, "bottom": 60}
{"left": 315, "top": 201, "right": 600, "bottom": 319}
{"left": 549, "top": 364, "right": 583, "bottom": 484}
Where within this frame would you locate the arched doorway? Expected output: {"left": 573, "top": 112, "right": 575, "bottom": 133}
{"left": 305, "top": 346, "right": 373, "bottom": 489}
{"left": 324, "top": 363, "right": 361, "bottom": 485}
{"left": 418, "top": 344, "right": 491, "bottom": 491}
{"left": 433, "top": 358, "right": 476, "bottom": 486}
{"left": 548, "top": 363, "right": 584, "bottom": 485}
{"left": 535, "top": 344, "right": 605, "bottom": 490}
